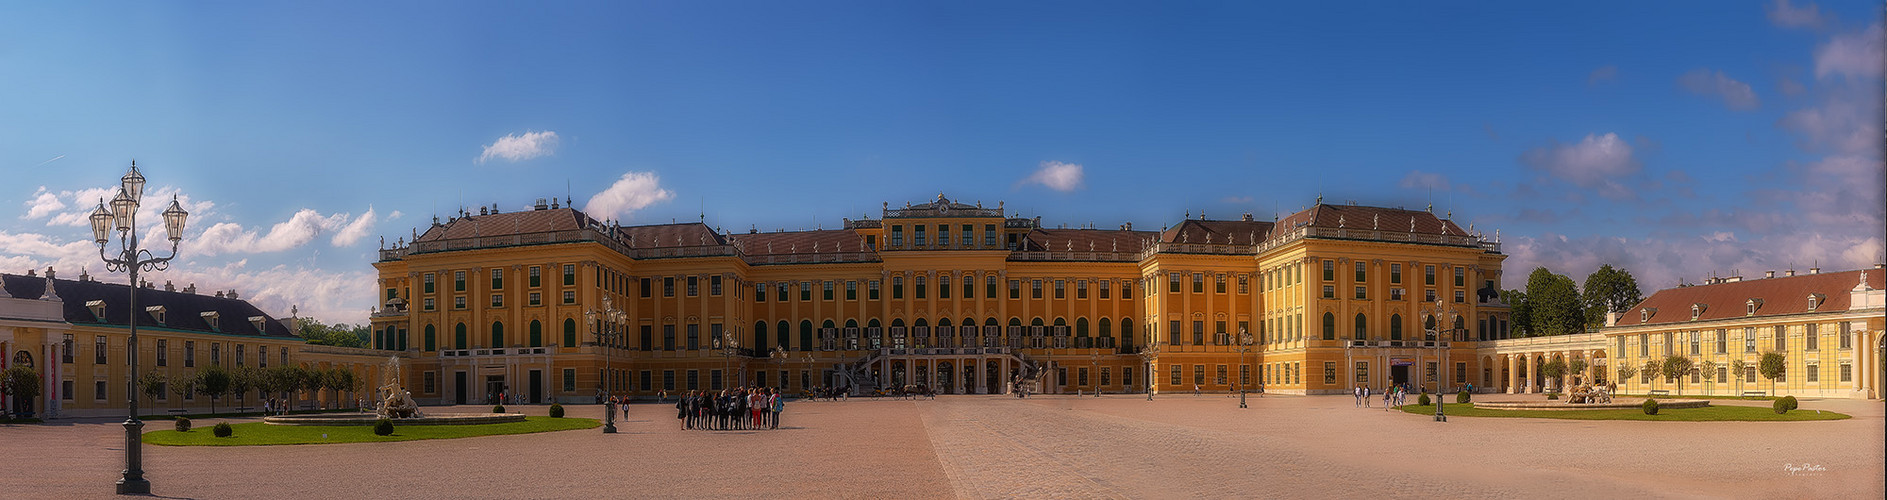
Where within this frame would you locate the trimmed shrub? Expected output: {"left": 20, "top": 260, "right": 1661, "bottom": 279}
{"left": 1642, "top": 399, "right": 1659, "bottom": 415}
{"left": 1456, "top": 391, "right": 1471, "bottom": 404}
{"left": 174, "top": 417, "right": 192, "bottom": 432}
{"left": 1781, "top": 395, "right": 1798, "bottom": 411}
{"left": 212, "top": 422, "right": 233, "bottom": 437}
{"left": 1417, "top": 393, "right": 1431, "bottom": 406}
{"left": 492, "top": 405, "right": 506, "bottom": 414}
{"left": 548, "top": 403, "right": 565, "bottom": 418}
{"left": 1546, "top": 393, "right": 1560, "bottom": 400}
{"left": 373, "top": 418, "right": 394, "bottom": 436}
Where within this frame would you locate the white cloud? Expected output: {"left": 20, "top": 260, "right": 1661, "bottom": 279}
{"left": 1677, "top": 69, "right": 1760, "bottom": 110}
{"left": 330, "top": 206, "right": 376, "bottom": 247}
{"left": 1397, "top": 170, "right": 1451, "bottom": 191}
{"left": 1019, "top": 161, "right": 1085, "bottom": 192}
{"left": 1519, "top": 133, "right": 1640, "bottom": 199}
{"left": 1814, "top": 23, "right": 1883, "bottom": 79}
{"left": 192, "top": 209, "right": 351, "bottom": 256}
{"left": 584, "top": 171, "right": 675, "bottom": 221}
{"left": 387, "top": 210, "right": 404, "bottom": 221}
{"left": 1767, "top": 0, "right": 1828, "bottom": 30}
{"left": 1221, "top": 196, "right": 1254, "bottom": 204}
{"left": 21, "top": 187, "right": 65, "bottom": 219}
{"left": 1586, "top": 65, "right": 1618, "bottom": 86}
{"left": 478, "top": 130, "right": 560, "bottom": 163}
{"left": 1778, "top": 93, "right": 1882, "bottom": 156}
{"left": 1500, "top": 232, "right": 1884, "bottom": 292}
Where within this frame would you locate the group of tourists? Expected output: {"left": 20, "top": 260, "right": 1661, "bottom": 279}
{"left": 676, "top": 387, "right": 785, "bottom": 430}
{"left": 1353, "top": 384, "right": 1416, "bottom": 409}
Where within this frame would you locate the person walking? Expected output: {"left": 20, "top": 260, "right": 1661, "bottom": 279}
{"left": 1382, "top": 386, "right": 1391, "bottom": 410}
{"left": 1352, "top": 386, "right": 1361, "bottom": 408}
{"left": 1362, "top": 386, "right": 1372, "bottom": 408}
{"left": 770, "top": 387, "right": 784, "bottom": 429}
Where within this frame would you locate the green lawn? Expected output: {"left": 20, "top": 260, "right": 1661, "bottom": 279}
{"left": 1610, "top": 393, "right": 1776, "bottom": 401}
{"left": 144, "top": 416, "right": 599, "bottom": 446}
{"left": 1397, "top": 403, "right": 1849, "bottom": 421}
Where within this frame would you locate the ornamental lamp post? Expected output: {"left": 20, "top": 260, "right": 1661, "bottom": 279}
{"left": 719, "top": 329, "right": 741, "bottom": 388}
{"left": 585, "top": 295, "right": 625, "bottom": 433}
{"left": 1137, "top": 341, "right": 1161, "bottom": 401}
{"left": 91, "top": 161, "right": 188, "bottom": 495}
{"left": 1236, "top": 329, "right": 1254, "bottom": 409}
{"left": 1422, "top": 299, "right": 1457, "bottom": 423}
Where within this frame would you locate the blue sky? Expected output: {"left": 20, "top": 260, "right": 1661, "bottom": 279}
{"left": 2, "top": 1, "right": 1881, "bottom": 325}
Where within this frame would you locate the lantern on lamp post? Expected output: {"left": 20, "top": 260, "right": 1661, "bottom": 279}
{"left": 90, "top": 161, "right": 188, "bottom": 495}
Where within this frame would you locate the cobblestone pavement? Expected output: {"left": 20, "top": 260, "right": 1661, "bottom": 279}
{"left": 1, "top": 394, "right": 1879, "bottom": 499}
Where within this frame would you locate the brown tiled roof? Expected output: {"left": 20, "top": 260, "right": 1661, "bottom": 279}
{"left": 1017, "top": 229, "right": 1155, "bottom": 253}
{"left": 1160, "top": 219, "right": 1274, "bottom": 245}
{"left": 729, "top": 230, "right": 871, "bottom": 256}
{"left": 1613, "top": 268, "right": 1884, "bottom": 327}
{"left": 620, "top": 222, "right": 726, "bottom": 249}
{"left": 0, "top": 274, "right": 296, "bottom": 338}
{"left": 1269, "top": 204, "right": 1466, "bottom": 240}
{"left": 414, "top": 208, "right": 593, "bottom": 242}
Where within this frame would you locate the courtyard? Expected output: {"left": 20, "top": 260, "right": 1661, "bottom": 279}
{"left": 1, "top": 394, "right": 1880, "bottom": 499}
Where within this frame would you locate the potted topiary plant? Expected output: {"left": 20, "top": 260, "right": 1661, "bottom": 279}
{"left": 174, "top": 417, "right": 192, "bottom": 432}
{"left": 1417, "top": 393, "right": 1431, "bottom": 406}
{"left": 549, "top": 403, "right": 565, "bottom": 418}
{"left": 212, "top": 422, "right": 234, "bottom": 437}
{"left": 1642, "top": 399, "right": 1659, "bottom": 415}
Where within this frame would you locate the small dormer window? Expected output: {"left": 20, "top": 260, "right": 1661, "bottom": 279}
{"left": 1641, "top": 308, "right": 1656, "bottom": 323}
{"left": 85, "top": 300, "right": 107, "bottom": 321}
{"left": 145, "top": 305, "right": 167, "bottom": 325}
{"left": 200, "top": 311, "right": 221, "bottom": 331}
{"left": 1746, "top": 298, "right": 1762, "bottom": 316}
{"left": 249, "top": 316, "right": 268, "bottom": 333}
{"left": 1690, "top": 303, "right": 1706, "bottom": 320}
{"left": 1807, "top": 293, "right": 1824, "bottom": 311}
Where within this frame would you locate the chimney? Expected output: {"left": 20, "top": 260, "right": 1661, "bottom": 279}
{"left": 1724, "top": 275, "right": 1741, "bottom": 283}
{"left": 1809, "top": 267, "right": 1820, "bottom": 275}
{"left": 1242, "top": 212, "right": 1254, "bottom": 221}
{"left": 479, "top": 206, "right": 489, "bottom": 216}
{"left": 163, "top": 281, "right": 175, "bottom": 292}
{"left": 1785, "top": 269, "right": 1795, "bottom": 277}
{"left": 184, "top": 283, "right": 197, "bottom": 294}
{"left": 215, "top": 291, "right": 225, "bottom": 298}
{"left": 1765, "top": 270, "right": 1775, "bottom": 279}
{"left": 535, "top": 198, "right": 549, "bottom": 210}
{"left": 228, "top": 289, "right": 240, "bottom": 299}
{"left": 1604, "top": 311, "right": 1620, "bottom": 327}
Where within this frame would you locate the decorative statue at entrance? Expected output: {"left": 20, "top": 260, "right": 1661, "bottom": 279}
{"left": 375, "top": 356, "right": 421, "bottom": 418}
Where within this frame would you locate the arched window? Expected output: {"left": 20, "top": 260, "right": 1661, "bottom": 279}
{"left": 455, "top": 323, "right": 468, "bottom": 350}
{"left": 778, "top": 320, "right": 791, "bottom": 349}
{"left": 1424, "top": 316, "right": 1438, "bottom": 340}
{"left": 1322, "top": 312, "right": 1336, "bottom": 340}
{"left": 424, "top": 324, "right": 436, "bottom": 351}
{"left": 754, "top": 321, "right": 768, "bottom": 349}
{"left": 1076, "top": 317, "right": 1090, "bottom": 337}
{"left": 491, "top": 321, "right": 506, "bottom": 348}
{"left": 1098, "top": 318, "right": 1111, "bottom": 338}
{"left": 1390, "top": 314, "right": 1403, "bottom": 340}
{"left": 529, "top": 320, "right": 543, "bottom": 347}
{"left": 799, "top": 320, "right": 814, "bottom": 352}
{"left": 563, "top": 318, "right": 577, "bottom": 347}
{"left": 1354, "top": 313, "right": 1367, "bottom": 340}
{"left": 1453, "top": 316, "right": 1466, "bottom": 341}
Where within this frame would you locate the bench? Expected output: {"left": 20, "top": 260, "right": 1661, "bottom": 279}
{"left": 1648, "top": 390, "right": 1670, "bottom": 396}
{"left": 1740, "top": 391, "right": 1766, "bottom": 397}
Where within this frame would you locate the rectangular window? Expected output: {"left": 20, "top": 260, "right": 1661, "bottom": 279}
{"left": 1745, "top": 366, "right": 1756, "bottom": 383}
{"left": 686, "top": 370, "right": 699, "bottom": 390}
{"left": 1322, "top": 260, "right": 1335, "bottom": 281}
{"left": 561, "top": 291, "right": 575, "bottom": 304}
{"left": 1744, "top": 327, "right": 1756, "bottom": 352}
{"left": 184, "top": 341, "right": 195, "bottom": 367}
{"left": 1054, "top": 280, "right": 1065, "bottom": 299}
{"left": 455, "top": 271, "right": 466, "bottom": 292}
{"left": 663, "top": 370, "right": 676, "bottom": 391}
{"left": 1170, "top": 364, "right": 1182, "bottom": 386}
{"left": 937, "top": 224, "right": 949, "bottom": 247}
{"left": 210, "top": 342, "right": 221, "bottom": 365}
{"left": 1840, "top": 363, "right": 1852, "bottom": 382}
{"left": 802, "top": 281, "right": 814, "bottom": 301}
{"left": 95, "top": 380, "right": 107, "bottom": 400}
{"left": 1031, "top": 279, "right": 1042, "bottom": 299}
{"left": 846, "top": 281, "right": 858, "bottom": 300}
{"left": 1774, "top": 325, "right": 1786, "bottom": 351}
{"left": 1806, "top": 364, "right": 1819, "bottom": 383}
{"left": 424, "top": 273, "right": 435, "bottom": 294}
{"left": 1169, "top": 273, "right": 1181, "bottom": 293}
{"left": 1355, "top": 361, "right": 1369, "bottom": 384}
{"left": 1076, "top": 280, "right": 1088, "bottom": 299}
{"left": 1324, "top": 362, "right": 1337, "bottom": 385}
{"left": 491, "top": 294, "right": 503, "bottom": 308}
{"left": 687, "top": 276, "right": 699, "bottom": 297}
{"left": 778, "top": 283, "right": 789, "bottom": 302}
{"left": 1454, "top": 290, "right": 1465, "bottom": 303}
{"left": 1322, "top": 286, "right": 1335, "bottom": 299}
{"left": 1121, "top": 280, "right": 1130, "bottom": 296}
{"left": 491, "top": 268, "right": 503, "bottom": 290}
{"left": 686, "top": 324, "right": 700, "bottom": 350}
{"left": 1192, "top": 273, "right": 1204, "bottom": 293}
{"left": 641, "top": 278, "right": 652, "bottom": 298}
{"left": 870, "top": 280, "right": 881, "bottom": 300}
{"left": 1237, "top": 276, "right": 1248, "bottom": 294}
{"left": 1192, "top": 321, "right": 1205, "bottom": 346}
{"left": 563, "top": 264, "right": 576, "bottom": 286}
{"left": 893, "top": 277, "right": 904, "bottom": 299}
{"left": 1425, "top": 265, "right": 1436, "bottom": 286}
{"left": 891, "top": 225, "right": 903, "bottom": 247}
{"left": 1424, "top": 289, "right": 1436, "bottom": 303}
{"left": 1805, "top": 323, "right": 1818, "bottom": 350}
{"left": 95, "top": 335, "right": 107, "bottom": 364}
{"left": 1214, "top": 275, "right": 1226, "bottom": 294}
{"left": 939, "top": 277, "right": 951, "bottom": 299}
{"left": 640, "top": 371, "right": 653, "bottom": 391}
{"left": 914, "top": 225, "right": 926, "bottom": 246}
{"left": 711, "top": 369, "right": 724, "bottom": 390}
{"left": 963, "top": 276, "right": 974, "bottom": 298}
{"left": 710, "top": 275, "right": 723, "bottom": 296}
{"left": 662, "top": 325, "right": 676, "bottom": 351}
{"left": 914, "top": 277, "right": 927, "bottom": 299}
{"left": 1215, "top": 365, "right": 1228, "bottom": 385}
{"left": 424, "top": 297, "right": 436, "bottom": 311}
{"left": 235, "top": 344, "right": 245, "bottom": 366}
{"left": 1715, "top": 329, "right": 1727, "bottom": 354}
{"left": 155, "top": 339, "right": 167, "bottom": 366}
{"left": 1010, "top": 280, "right": 1020, "bottom": 299}
{"left": 987, "top": 276, "right": 999, "bottom": 298}
{"left": 663, "top": 277, "right": 675, "bottom": 297}
{"left": 562, "top": 368, "right": 576, "bottom": 391}
{"left": 823, "top": 281, "right": 835, "bottom": 301}
{"left": 1355, "top": 286, "right": 1367, "bottom": 300}
{"left": 529, "top": 292, "right": 541, "bottom": 306}
{"left": 962, "top": 224, "right": 973, "bottom": 247}
{"left": 1355, "top": 262, "right": 1367, "bottom": 283}
{"left": 1839, "top": 322, "right": 1852, "bottom": 349}
{"left": 529, "top": 266, "right": 541, "bottom": 287}
{"left": 1639, "top": 334, "right": 1649, "bottom": 357}
{"left": 1454, "top": 267, "right": 1465, "bottom": 287}
{"left": 985, "top": 224, "right": 997, "bottom": 247}
{"left": 62, "top": 334, "right": 74, "bottom": 363}
{"left": 865, "top": 234, "right": 876, "bottom": 251}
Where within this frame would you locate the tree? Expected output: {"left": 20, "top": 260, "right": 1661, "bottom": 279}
{"left": 230, "top": 367, "right": 259, "bottom": 411}
{"left": 298, "top": 366, "right": 325, "bottom": 409}
{"left": 1616, "top": 365, "right": 1638, "bottom": 386}
{"left": 1567, "top": 358, "right": 1588, "bottom": 385}
{"left": 1660, "top": 355, "right": 1693, "bottom": 395}
{"left": 138, "top": 371, "right": 167, "bottom": 411}
{"left": 1539, "top": 358, "right": 1567, "bottom": 390}
{"left": 1502, "top": 289, "right": 1532, "bottom": 337}
{"left": 2, "top": 366, "right": 41, "bottom": 418}
{"left": 168, "top": 372, "right": 198, "bottom": 412}
{"left": 1525, "top": 268, "right": 1585, "bottom": 336}
{"left": 329, "top": 369, "right": 358, "bottom": 408}
{"left": 197, "top": 364, "right": 232, "bottom": 414}
{"left": 1641, "top": 358, "right": 1662, "bottom": 391}
{"left": 1698, "top": 360, "right": 1719, "bottom": 395}
{"left": 1759, "top": 352, "right": 1786, "bottom": 396}
{"left": 296, "top": 318, "right": 368, "bottom": 348}
{"left": 1582, "top": 264, "right": 1643, "bottom": 328}
{"left": 1728, "top": 359, "right": 1749, "bottom": 395}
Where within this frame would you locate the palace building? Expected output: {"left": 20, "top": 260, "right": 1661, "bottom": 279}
{"left": 367, "top": 194, "right": 1513, "bottom": 404}
{"left": 0, "top": 270, "right": 388, "bottom": 418}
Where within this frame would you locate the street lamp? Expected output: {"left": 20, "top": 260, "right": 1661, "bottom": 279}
{"left": 1089, "top": 351, "right": 1100, "bottom": 397}
{"left": 90, "top": 161, "right": 188, "bottom": 495}
{"left": 585, "top": 296, "right": 625, "bottom": 433}
{"left": 1422, "top": 299, "right": 1457, "bottom": 423}
{"left": 718, "top": 329, "right": 741, "bottom": 389}
{"left": 1236, "top": 328, "right": 1254, "bottom": 409}
{"left": 1136, "top": 341, "right": 1161, "bottom": 401}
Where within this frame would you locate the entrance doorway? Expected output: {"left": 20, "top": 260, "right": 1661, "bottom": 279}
{"left": 453, "top": 372, "right": 468, "bottom": 405}
{"left": 528, "top": 370, "right": 543, "bottom": 404}
{"left": 486, "top": 375, "right": 505, "bottom": 405}
{"left": 1390, "top": 365, "right": 1410, "bottom": 387}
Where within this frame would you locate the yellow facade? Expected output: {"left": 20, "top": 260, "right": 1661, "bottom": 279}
{"left": 370, "top": 196, "right": 1510, "bottom": 402}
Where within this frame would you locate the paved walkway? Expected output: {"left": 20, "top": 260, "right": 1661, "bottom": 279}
{"left": 1, "top": 394, "right": 1879, "bottom": 498}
